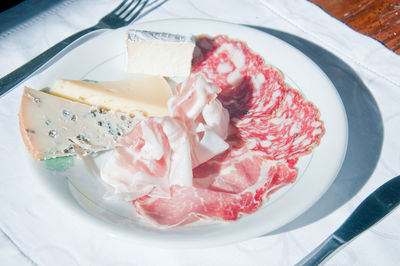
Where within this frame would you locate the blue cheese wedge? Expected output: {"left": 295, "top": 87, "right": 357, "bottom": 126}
{"left": 18, "top": 87, "right": 143, "bottom": 160}
{"left": 126, "top": 30, "right": 195, "bottom": 77}
{"left": 50, "top": 76, "right": 172, "bottom": 117}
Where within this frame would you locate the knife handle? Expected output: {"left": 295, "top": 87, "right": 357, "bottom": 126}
{"left": 295, "top": 235, "right": 344, "bottom": 266}
{"left": 296, "top": 175, "right": 400, "bottom": 265}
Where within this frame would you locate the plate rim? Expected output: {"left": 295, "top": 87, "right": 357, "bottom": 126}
{"left": 27, "top": 18, "right": 349, "bottom": 248}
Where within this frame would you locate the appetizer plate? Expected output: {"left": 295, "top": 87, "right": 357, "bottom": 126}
{"left": 26, "top": 19, "right": 347, "bottom": 248}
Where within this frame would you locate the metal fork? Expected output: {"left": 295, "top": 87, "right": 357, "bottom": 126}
{"left": 0, "top": 0, "right": 166, "bottom": 97}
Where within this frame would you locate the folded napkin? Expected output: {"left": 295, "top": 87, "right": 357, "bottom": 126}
{"left": 0, "top": 0, "right": 399, "bottom": 265}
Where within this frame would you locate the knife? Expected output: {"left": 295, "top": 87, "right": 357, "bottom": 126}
{"left": 295, "top": 175, "right": 400, "bottom": 265}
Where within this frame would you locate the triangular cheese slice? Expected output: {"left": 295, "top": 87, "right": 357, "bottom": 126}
{"left": 19, "top": 87, "right": 142, "bottom": 160}
{"left": 50, "top": 76, "right": 172, "bottom": 117}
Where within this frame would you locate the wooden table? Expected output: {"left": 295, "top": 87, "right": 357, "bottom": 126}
{"left": 310, "top": 0, "right": 400, "bottom": 55}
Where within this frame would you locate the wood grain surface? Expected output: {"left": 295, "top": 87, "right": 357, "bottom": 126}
{"left": 310, "top": 0, "right": 400, "bottom": 54}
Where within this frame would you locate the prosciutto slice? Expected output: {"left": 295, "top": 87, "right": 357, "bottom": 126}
{"left": 101, "top": 117, "right": 192, "bottom": 201}
{"left": 101, "top": 74, "right": 230, "bottom": 201}
{"left": 168, "top": 73, "right": 230, "bottom": 167}
{"left": 132, "top": 36, "right": 324, "bottom": 227}
{"left": 134, "top": 158, "right": 297, "bottom": 226}
{"left": 103, "top": 35, "right": 324, "bottom": 227}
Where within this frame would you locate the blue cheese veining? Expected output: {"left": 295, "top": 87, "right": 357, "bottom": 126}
{"left": 18, "top": 87, "right": 143, "bottom": 160}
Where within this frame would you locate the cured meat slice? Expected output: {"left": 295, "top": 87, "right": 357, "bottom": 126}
{"left": 105, "top": 35, "right": 325, "bottom": 227}
{"left": 101, "top": 74, "right": 230, "bottom": 201}
{"left": 133, "top": 127, "right": 298, "bottom": 226}
{"left": 193, "top": 36, "right": 287, "bottom": 120}
{"left": 193, "top": 36, "right": 251, "bottom": 91}
{"left": 244, "top": 64, "right": 287, "bottom": 118}
{"left": 134, "top": 159, "right": 297, "bottom": 227}
{"left": 192, "top": 36, "right": 217, "bottom": 68}
{"left": 194, "top": 35, "right": 324, "bottom": 160}
{"left": 216, "top": 65, "right": 287, "bottom": 121}
{"left": 193, "top": 145, "right": 266, "bottom": 194}
{"left": 101, "top": 117, "right": 192, "bottom": 201}
{"left": 237, "top": 88, "right": 324, "bottom": 160}
{"left": 168, "top": 73, "right": 230, "bottom": 167}
{"left": 168, "top": 73, "right": 229, "bottom": 142}
{"left": 192, "top": 131, "right": 267, "bottom": 194}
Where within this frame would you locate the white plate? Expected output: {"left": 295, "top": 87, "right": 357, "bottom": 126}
{"left": 26, "top": 19, "right": 348, "bottom": 248}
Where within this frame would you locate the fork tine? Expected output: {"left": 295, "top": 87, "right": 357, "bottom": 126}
{"left": 141, "top": 0, "right": 162, "bottom": 9}
{"left": 133, "top": 0, "right": 168, "bottom": 22}
{"left": 119, "top": 0, "right": 142, "bottom": 18}
{"left": 124, "top": 0, "right": 151, "bottom": 22}
{"left": 111, "top": 0, "right": 130, "bottom": 15}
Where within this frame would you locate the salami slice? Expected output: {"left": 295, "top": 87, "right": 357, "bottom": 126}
{"left": 237, "top": 88, "right": 324, "bottom": 160}
{"left": 193, "top": 36, "right": 251, "bottom": 91}
{"left": 124, "top": 35, "right": 325, "bottom": 227}
{"left": 194, "top": 36, "right": 286, "bottom": 119}
{"left": 194, "top": 35, "right": 324, "bottom": 160}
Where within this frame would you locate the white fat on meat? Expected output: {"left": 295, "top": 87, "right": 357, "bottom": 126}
{"left": 101, "top": 74, "right": 230, "bottom": 201}
{"left": 101, "top": 118, "right": 191, "bottom": 201}
{"left": 168, "top": 74, "right": 230, "bottom": 167}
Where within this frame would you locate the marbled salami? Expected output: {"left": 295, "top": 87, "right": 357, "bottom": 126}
{"left": 194, "top": 35, "right": 324, "bottom": 160}
{"left": 127, "top": 35, "right": 324, "bottom": 227}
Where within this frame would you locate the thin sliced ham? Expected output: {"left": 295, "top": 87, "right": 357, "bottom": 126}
{"left": 101, "top": 73, "right": 230, "bottom": 201}
{"left": 102, "top": 35, "right": 325, "bottom": 227}
{"left": 101, "top": 117, "right": 192, "bottom": 201}
{"left": 131, "top": 35, "right": 324, "bottom": 227}
{"left": 134, "top": 160, "right": 297, "bottom": 227}
{"left": 169, "top": 73, "right": 230, "bottom": 166}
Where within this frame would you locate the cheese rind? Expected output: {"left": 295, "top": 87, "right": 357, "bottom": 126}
{"left": 19, "top": 87, "right": 143, "bottom": 160}
{"left": 50, "top": 77, "right": 172, "bottom": 117}
{"left": 127, "top": 30, "right": 195, "bottom": 43}
{"left": 126, "top": 30, "right": 195, "bottom": 77}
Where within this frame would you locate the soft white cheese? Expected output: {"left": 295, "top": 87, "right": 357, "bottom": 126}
{"left": 126, "top": 30, "right": 195, "bottom": 77}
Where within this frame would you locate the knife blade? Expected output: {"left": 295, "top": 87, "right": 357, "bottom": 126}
{"left": 296, "top": 175, "right": 400, "bottom": 266}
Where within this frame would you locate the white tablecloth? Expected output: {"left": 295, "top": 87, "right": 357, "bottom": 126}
{"left": 1, "top": 0, "right": 399, "bottom": 265}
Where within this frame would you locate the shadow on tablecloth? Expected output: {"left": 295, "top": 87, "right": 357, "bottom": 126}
{"left": 0, "top": 0, "right": 66, "bottom": 36}
{"left": 248, "top": 26, "right": 384, "bottom": 235}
